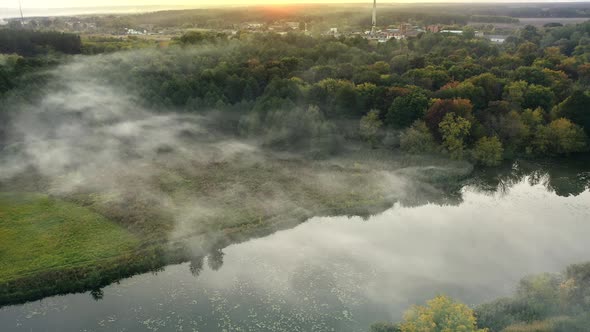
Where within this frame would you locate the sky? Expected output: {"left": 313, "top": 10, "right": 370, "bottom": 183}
{"left": 3, "top": 0, "right": 585, "bottom": 9}
{"left": 7, "top": 0, "right": 373, "bottom": 9}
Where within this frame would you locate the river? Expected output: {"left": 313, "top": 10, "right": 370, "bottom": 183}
{"left": 1, "top": 160, "right": 589, "bottom": 332}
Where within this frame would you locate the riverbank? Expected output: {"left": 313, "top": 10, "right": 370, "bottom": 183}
{"left": 0, "top": 151, "right": 472, "bottom": 307}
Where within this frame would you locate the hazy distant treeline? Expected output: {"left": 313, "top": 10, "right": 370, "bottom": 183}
{"left": 87, "top": 4, "right": 590, "bottom": 31}
{"left": 470, "top": 15, "right": 519, "bottom": 24}
{"left": 0, "top": 29, "right": 81, "bottom": 56}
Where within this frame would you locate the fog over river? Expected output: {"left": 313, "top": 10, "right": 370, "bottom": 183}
{"left": 1, "top": 172, "right": 589, "bottom": 332}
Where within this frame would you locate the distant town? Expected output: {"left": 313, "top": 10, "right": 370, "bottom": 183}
{"left": 0, "top": 12, "right": 513, "bottom": 44}
{"left": 2, "top": 3, "right": 589, "bottom": 46}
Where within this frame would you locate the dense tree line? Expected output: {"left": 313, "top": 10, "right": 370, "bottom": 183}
{"left": 0, "top": 53, "right": 57, "bottom": 98}
{"left": 470, "top": 15, "right": 519, "bottom": 24}
{"left": 81, "top": 23, "right": 590, "bottom": 162}
{"left": 0, "top": 29, "right": 82, "bottom": 56}
{"left": 82, "top": 4, "right": 590, "bottom": 32}
{"left": 476, "top": 262, "right": 590, "bottom": 331}
{"left": 2, "top": 21, "right": 590, "bottom": 163}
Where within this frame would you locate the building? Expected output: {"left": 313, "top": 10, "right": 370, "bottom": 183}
{"left": 426, "top": 25, "right": 441, "bottom": 33}
{"left": 125, "top": 28, "right": 146, "bottom": 35}
{"left": 487, "top": 35, "right": 507, "bottom": 43}
{"left": 400, "top": 23, "right": 412, "bottom": 35}
{"left": 285, "top": 22, "right": 300, "bottom": 30}
{"left": 246, "top": 23, "right": 264, "bottom": 29}
{"left": 441, "top": 30, "right": 463, "bottom": 35}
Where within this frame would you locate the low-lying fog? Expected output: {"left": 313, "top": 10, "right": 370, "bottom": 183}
{"left": 0, "top": 49, "right": 470, "bottom": 246}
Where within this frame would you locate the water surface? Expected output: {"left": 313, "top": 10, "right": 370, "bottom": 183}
{"left": 1, "top": 163, "right": 589, "bottom": 331}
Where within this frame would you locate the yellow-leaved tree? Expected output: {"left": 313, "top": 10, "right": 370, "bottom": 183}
{"left": 400, "top": 295, "right": 487, "bottom": 332}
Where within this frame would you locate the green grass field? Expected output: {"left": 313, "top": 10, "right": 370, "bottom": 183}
{"left": 0, "top": 193, "right": 140, "bottom": 283}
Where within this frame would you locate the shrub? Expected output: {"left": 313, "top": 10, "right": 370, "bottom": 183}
{"left": 400, "top": 295, "right": 487, "bottom": 332}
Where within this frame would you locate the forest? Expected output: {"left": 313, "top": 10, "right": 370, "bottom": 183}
{"left": 4, "top": 21, "right": 590, "bottom": 166}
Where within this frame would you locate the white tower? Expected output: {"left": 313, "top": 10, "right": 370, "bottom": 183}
{"left": 371, "top": 0, "right": 377, "bottom": 34}
{"left": 18, "top": 0, "right": 25, "bottom": 26}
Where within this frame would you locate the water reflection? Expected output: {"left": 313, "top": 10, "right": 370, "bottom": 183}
{"left": 1, "top": 163, "right": 590, "bottom": 331}
{"left": 468, "top": 158, "right": 590, "bottom": 197}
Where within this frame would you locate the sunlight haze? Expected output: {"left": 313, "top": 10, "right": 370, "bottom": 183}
{"left": 6, "top": 0, "right": 581, "bottom": 9}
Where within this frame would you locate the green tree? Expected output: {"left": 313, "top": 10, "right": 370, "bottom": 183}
{"left": 561, "top": 263, "right": 590, "bottom": 312}
{"left": 439, "top": 113, "right": 472, "bottom": 159}
{"left": 387, "top": 91, "right": 429, "bottom": 128}
{"left": 400, "top": 295, "right": 487, "bottom": 332}
{"left": 516, "top": 273, "right": 562, "bottom": 319}
{"left": 179, "top": 31, "right": 221, "bottom": 44}
{"left": 534, "top": 118, "right": 588, "bottom": 154}
{"left": 437, "top": 82, "right": 486, "bottom": 110}
{"left": 521, "top": 108, "right": 545, "bottom": 130}
{"left": 520, "top": 25, "right": 542, "bottom": 44}
{"left": 463, "top": 26, "right": 476, "bottom": 39}
{"left": 503, "top": 80, "right": 528, "bottom": 108}
{"left": 400, "top": 121, "right": 437, "bottom": 154}
{"left": 403, "top": 66, "right": 451, "bottom": 90}
{"left": 468, "top": 73, "right": 504, "bottom": 107}
{"left": 516, "top": 41, "right": 539, "bottom": 66}
{"left": 554, "top": 91, "right": 590, "bottom": 136}
{"left": 523, "top": 84, "right": 554, "bottom": 111}
{"left": 360, "top": 109, "right": 383, "bottom": 148}
{"left": 472, "top": 136, "right": 504, "bottom": 166}
{"left": 372, "top": 61, "right": 392, "bottom": 75}
{"left": 425, "top": 99, "right": 473, "bottom": 140}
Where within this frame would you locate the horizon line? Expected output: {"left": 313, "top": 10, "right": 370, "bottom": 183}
{"left": 8, "top": 1, "right": 590, "bottom": 10}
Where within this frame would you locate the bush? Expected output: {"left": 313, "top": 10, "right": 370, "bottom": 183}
{"left": 553, "top": 314, "right": 590, "bottom": 332}
{"left": 371, "top": 322, "right": 401, "bottom": 332}
{"left": 476, "top": 298, "right": 523, "bottom": 331}
{"left": 502, "top": 320, "right": 554, "bottom": 332}
{"left": 400, "top": 295, "right": 486, "bottom": 332}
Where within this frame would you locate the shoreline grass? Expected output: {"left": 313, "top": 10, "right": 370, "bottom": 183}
{"left": 0, "top": 193, "right": 141, "bottom": 284}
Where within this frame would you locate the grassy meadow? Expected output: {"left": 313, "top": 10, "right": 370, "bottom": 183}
{"left": 0, "top": 193, "right": 140, "bottom": 284}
